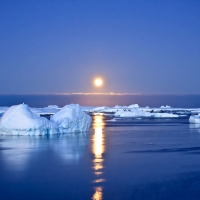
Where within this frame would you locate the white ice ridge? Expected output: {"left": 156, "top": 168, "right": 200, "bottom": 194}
{"left": 114, "top": 109, "right": 179, "bottom": 118}
{"left": 160, "top": 105, "right": 172, "bottom": 108}
{"left": 114, "top": 109, "right": 152, "bottom": 118}
{"left": 0, "top": 104, "right": 91, "bottom": 135}
{"left": 128, "top": 104, "right": 139, "bottom": 108}
{"left": 51, "top": 104, "right": 92, "bottom": 133}
{"left": 152, "top": 113, "right": 179, "bottom": 118}
{"left": 0, "top": 104, "right": 56, "bottom": 135}
{"left": 189, "top": 114, "right": 200, "bottom": 124}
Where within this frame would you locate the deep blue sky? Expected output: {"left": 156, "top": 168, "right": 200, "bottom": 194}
{"left": 0, "top": 0, "right": 200, "bottom": 94}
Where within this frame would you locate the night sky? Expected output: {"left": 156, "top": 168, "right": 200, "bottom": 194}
{"left": 0, "top": 0, "right": 200, "bottom": 94}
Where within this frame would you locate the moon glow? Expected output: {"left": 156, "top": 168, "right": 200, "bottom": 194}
{"left": 94, "top": 78, "right": 103, "bottom": 87}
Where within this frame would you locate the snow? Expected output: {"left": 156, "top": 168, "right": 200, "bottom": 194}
{"left": 160, "top": 105, "right": 172, "bottom": 108}
{"left": 128, "top": 104, "right": 139, "bottom": 108}
{"left": 189, "top": 115, "right": 200, "bottom": 124}
{"left": 114, "top": 109, "right": 152, "bottom": 118}
{"left": 152, "top": 113, "right": 179, "bottom": 118}
{"left": 0, "top": 104, "right": 91, "bottom": 135}
{"left": 51, "top": 104, "right": 91, "bottom": 133}
{"left": 114, "top": 109, "right": 179, "bottom": 118}
{"left": 48, "top": 105, "right": 59, "bottom": 108}
{"left": 1, "top": 102, "right": 200, "bottom": 133}
{"left": 0, "top": 104, "right": 57, "bottom": 135}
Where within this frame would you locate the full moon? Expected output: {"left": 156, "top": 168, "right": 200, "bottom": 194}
{"left": 94, "top": 78, "right": 103, "bottom": 87}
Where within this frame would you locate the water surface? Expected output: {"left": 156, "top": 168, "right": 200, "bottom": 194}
{"left": 1, "top": 116, "right": 200, "bottom": 199}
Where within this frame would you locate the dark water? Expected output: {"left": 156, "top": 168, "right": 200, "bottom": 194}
{"left": 1, "top": 94, "right": 200, "bottom": 107}
{"left": 1, "top": 116, "right": 200, "bottom": 199}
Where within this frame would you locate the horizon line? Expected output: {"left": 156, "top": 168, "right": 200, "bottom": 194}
{"left": 1, "top": 92, "right": 200, "bottom": 96}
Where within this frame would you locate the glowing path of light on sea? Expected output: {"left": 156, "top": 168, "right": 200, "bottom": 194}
{"left": 91, "top": 115, "right": 105, "bottom": 200}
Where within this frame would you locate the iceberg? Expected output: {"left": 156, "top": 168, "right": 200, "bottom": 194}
{"left": 114, "top": 109, "right": 180, "bottom": 118}
{"left": 90, "top": 106, "right": 109, "bottom": 112}
{"left": 0, "top": 104, "right": 57, "bottom": 135}
{"left": 152, "top": 113, "right": 179, "bottom": 118}
{"left": 189, "top": 115, "right": 200, "bottom": 124}
{"left": 51, "top": 104, "right": 92, "bottom": 133}
{"left": 47, "top": 105, "right": 59, "bottom": 108}
{"left": 114, "top": 109, "right": 152, "bottom": 118}
{"left": 128, "top": 104, "right": 139, "bottom": 108}
{"left": 160, "top": 105, "right": 172, "bottom": 108}
{"left": 114, "top": 105, "right": 127, "bottom": 109}
{"left": 0, "top": 104, "right": 91, "bottom": 135}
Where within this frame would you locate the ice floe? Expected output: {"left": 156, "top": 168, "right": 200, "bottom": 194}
{"left": 189, "top": 114, "right": 200, "bottom": 124}
{"left": 128, "top": 104, "right": 139, "bottom": 108}
{"left": 51, "top": 104, "right": 92, "bottom": 133}
{"left": 114, "top": 109, "right": 152, "bottom": 118}
{"left": 160, "top": 105, "right": 172, "bottom": 108}
{"left": 0, "top": 104, "right": 91, "bottom": 135}
{"left": 114, "top": 109, "right": 179, "bottom": 118}
{"left": 152, "top": 113, "right": 179, "bottom": 118}
{"left": 0, "top": 104, "right": 57, "bottom": 135}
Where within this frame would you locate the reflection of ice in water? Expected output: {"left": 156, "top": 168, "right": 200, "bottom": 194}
{"left": 92, "top": 116, "right": 105, "bottom": 200}
{"left": 189, "top": 123, "right": 200, "bottom": 133}
{"left": 0, "top": 137, "right": 38, "bottom": 172}
{"left": 0, "top": 133, "right": 89, "bottom": 172}
{"left": 52, "top": 133, "right": 89, "bottom": 163}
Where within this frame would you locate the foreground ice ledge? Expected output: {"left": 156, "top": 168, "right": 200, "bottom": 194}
{"left": 0, "top": 104, "right": 92, "bottom": 135}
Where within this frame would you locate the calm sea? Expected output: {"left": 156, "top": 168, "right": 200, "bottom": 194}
{"left": 1, "top": 116, "right": 200, "bottom": 200}
{"left": 0, "top": 94, "right": 200, "bottom": 107}
{"left": 1, "top": 95, "right": 200, "bottom": 199}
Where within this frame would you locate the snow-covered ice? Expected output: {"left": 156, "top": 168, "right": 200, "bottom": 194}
{"left": 114, "top": 109, "right": 179, "bottom": 118}
{"left": 114, "top": 109, "right": 152, "bottom": 118}
{"left": 160, "top": 105, "right": 172, "bottom": 108}
{"left": 0, "top": 104, "right": 57, "bottom": 135}
{"left": 51, "top": 104, "right": 92, "bottom": 133}
{"left": 189, "top": 114, "right": 200, "bottom": 124}
{"left": 128, "top": 104, "right": 139, "bottom": 108}
{"left": 0, "top": 104, "right": 91, "bottom": 135}
{"left": 152, "top": 113, "right": 179, "bottom": 118}
{"left": 1, "top": 102, "right": 200, "bottom": 133}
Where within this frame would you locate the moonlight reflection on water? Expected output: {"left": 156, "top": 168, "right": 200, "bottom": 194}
{"left": 92, "top": 115, "right": 105, "bottom": 200}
